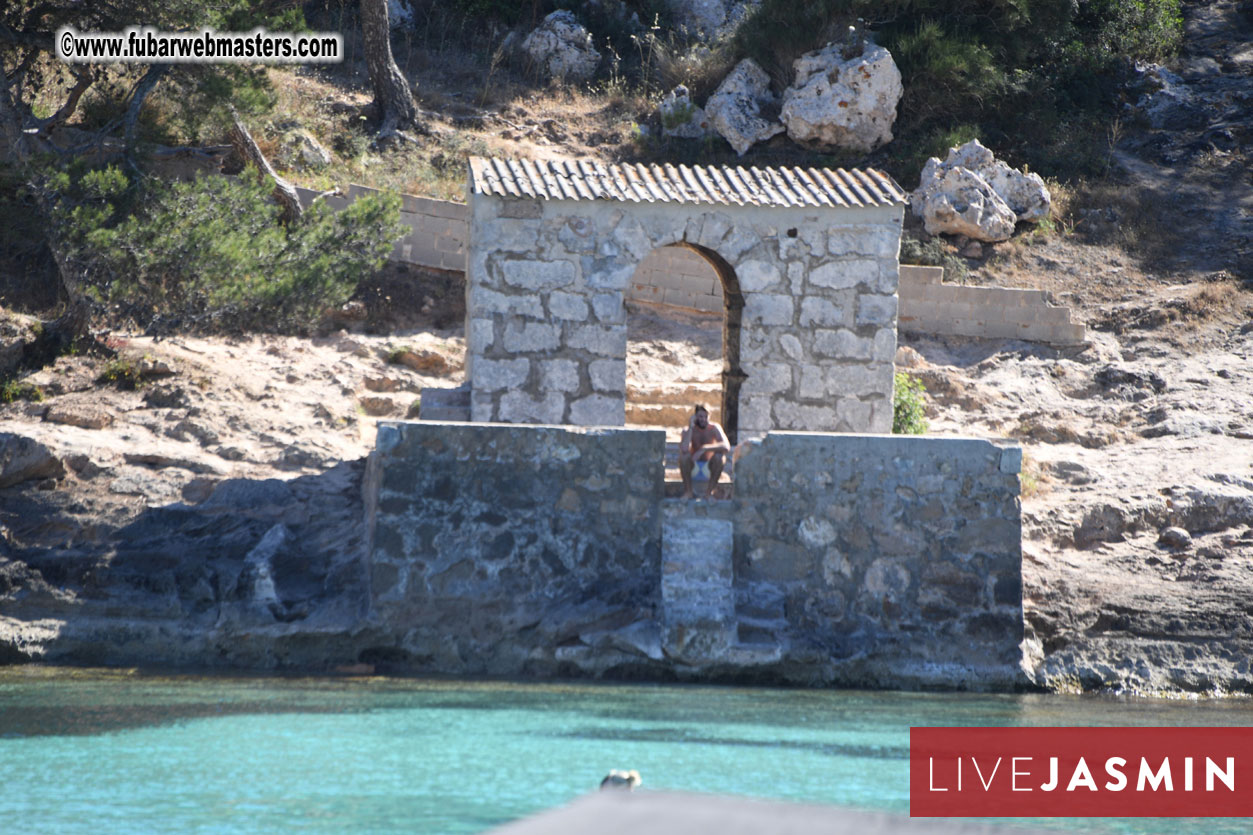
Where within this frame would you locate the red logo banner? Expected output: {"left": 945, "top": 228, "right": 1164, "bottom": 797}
{"left": 910, "top": 727, "right": 1253, "bottom": 817}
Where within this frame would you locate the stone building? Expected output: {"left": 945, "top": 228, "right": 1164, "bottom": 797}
{"left": 464, "top": 157, "right": 907, "bottom": 440}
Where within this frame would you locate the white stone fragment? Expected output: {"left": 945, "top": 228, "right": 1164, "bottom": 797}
{"left": 781, "top": 41, "right": 903, "bottom": 152}
{"left": 521, "top": 10, "right": 601, "bottom": 82}
{"left": 705, "top": 59, "right": 785, "bottom": 156}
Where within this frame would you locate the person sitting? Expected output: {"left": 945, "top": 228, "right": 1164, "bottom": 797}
{"left": 679, "top": 403, "right": 730, "bottom": 499}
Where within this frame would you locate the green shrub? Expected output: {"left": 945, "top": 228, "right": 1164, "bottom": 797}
{"left": 0, "top": 379, "right": 45, "bottom": 403}
{"left": 49, "top": 166, "right": 404, "bottom": 333}
{"left": 892, "top": 372, "right": 928, "bottom": 435}
{"left": 899, "top": 234, "right": 969, "bottom": 283}
{"left": 97, "top": 358, "right": 144, "bottom": 390}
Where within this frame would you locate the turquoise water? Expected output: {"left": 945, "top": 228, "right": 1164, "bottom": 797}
{"left": 1, "top": 668, "right": 1251, "bottom": 834}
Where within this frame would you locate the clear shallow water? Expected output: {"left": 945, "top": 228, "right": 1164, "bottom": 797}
{"left": 1, "top": 668, "right": 1252, "bottom": 834}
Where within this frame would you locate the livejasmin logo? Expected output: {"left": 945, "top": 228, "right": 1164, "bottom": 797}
{"left": 910, "top": 727, "right": 1253, "bottom": 817}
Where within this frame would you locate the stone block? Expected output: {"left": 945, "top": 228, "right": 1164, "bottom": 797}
{"left": 591, "top": 293, "right": 625, "bottom": 324}
{"left": 499, "top": 390, "right": 566, "bottom": 423}
{"left": 835, "top": 397, "right": 873, "bottom": 431}
{"left": 548, "top": 291, "right": 589, "bottom": 321}
{"left": 744, "top": 294, "right": 794, "bottom": 326}
{"left": 741, "top": 363, "right": 793, "bottom": 395}
{"left": 500, "top": 258, "right": 576, "bottom": 291}
{"left": 472, "top": 357, "right": 530, "bottom": 392}
{"left": 799, "top": 296, "right": 852, "bottom": 328}
{"left": 856, "top": 294, "right": 897, "bottom": 327}
{"left": 798, "top": 365, "right": 825, "bottom": 400}
{"left": 999, "top": 446, "right": 1023, "bottom": 474}
{"left": 468, "top": 318, "right": 494, "bottom": 354}
{"left": 540, "top": 359, "right": 580, "bottom": 393}
{"left": 873, "top": 329, "right": 897, "bottom": 363}
{"left": 569, "top": 394, "right": 625, "bottom": 425}
{"left": 737, "top": 260, "right": 782, "bottom": 292}
{"left": 772, "top": 401, "right": 837, "bottom": 430}
{"left": 809, "top": 258, "right": 878, "bottom": 290}
{"left": 589, "top": 359, "right": 626, "bottom": 393}
{"left": 472, "top": 287, "right": 543, "bottom": 318}
{"left": 569, "top": 324, "right": 627, "bottom": 357}
{"left": 826, "top": 363, "right": 890, "bottom": 398}
{"left": 813, "top": 329, "right": 873, "bottom": 360}
{"left": 585, "top": 260, "right": 636, "bottom": 291}
{"left": 778, "top": 334, "right": 803, "bottom": 361}
{"left": 503, "top": 320, "right": 561, "bottom": 353}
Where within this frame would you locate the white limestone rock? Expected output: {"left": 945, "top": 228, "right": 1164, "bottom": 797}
{"left": 911, "top": 166, "right": 1017, "bottom": 242}
{"left": 522, "top": 10, "right": 601, "bottom": 83}
{"left": 276, "top": 128, "right": 331, "bottom": 170}
{"left": 666, "top": 0, "right": 759, "bottom": 38}
{"left": 781, "top": 41, "right": 902, "bottom": 152}
{"left": 937, "top": 139, "right": 1051, "bottom": 222}
{"left": 705, "top": 59, "right": 785, "bottom": 156}
{"left": 911, "top": 139, "right": 1052, "bottom": 239}
{"left": 659, "top": 85, "right": 711, "bottom": 139}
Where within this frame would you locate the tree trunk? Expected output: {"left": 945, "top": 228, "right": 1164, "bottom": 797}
{"left": 228, "top": 107, "right": 303, "bottom": 224}
{"left": 360, "top": 0, "right": 422, "bottom": 139}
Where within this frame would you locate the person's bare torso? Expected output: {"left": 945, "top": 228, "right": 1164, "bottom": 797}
{"left": 689, "top": 423, "right": 723, "bottom": 459}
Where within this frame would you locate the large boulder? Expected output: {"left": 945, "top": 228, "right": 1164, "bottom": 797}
{"left": 522, "top": 10, "right": 601, "bottom": 83}
{"left": 705, "top": 59, "right": 785, "bottom": 156}
{"left": 912, "top": 139, "right": 1052, "bottom": 239}
{"left": 659, "top": 85, "right": 711, "bottom": 139}
{"left": 937, "top": 139, "right": 1051, "bottom": 222}
{"left": 666, "top": 0, "right": 759, "bottom": 38}
{"left": 780, "top": 40, "right": 902, "bottom": 152}
{"left": 911, "top": 166, "right": 1017, "bottom": 242}
{"left": 276, "top": 128, "right": 331, "bottom": 171}
{"left": 0, "top": 433, "right": 64, "bottom": 489}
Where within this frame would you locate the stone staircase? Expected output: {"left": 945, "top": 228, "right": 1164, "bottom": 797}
{"left": 659, "top": 500, "right": 785, "bottom": 665}
{"left": 625, "top": 381, "right": 722, "bottom": 437}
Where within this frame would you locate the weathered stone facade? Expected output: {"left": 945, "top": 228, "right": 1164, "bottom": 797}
{"left": 466, "top": 158, "right": 906, "bottom": 439}
{"left": 364, "top": 421, "right": 1026, "bottom": 689}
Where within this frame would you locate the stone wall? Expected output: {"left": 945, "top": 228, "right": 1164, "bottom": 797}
{"left": 364, "top": 421, "right": 666, "bottom": 676}
{"left": 467, "top": 194, "right": 904, "bottom": 437}
{"left": 295, "top": 185, "right": 466, "bottom": 272}
{"left": 731, "top": 432, "right": 1025, "bottom": 688}
{"left": 363, "top": 421, "right": 1026, "bottom": 689}
{"left": 629, "top": 245, "right": 725, "bottom": 313}
{"left": 898, "top": 266, "right": 1086, "bottom": 344}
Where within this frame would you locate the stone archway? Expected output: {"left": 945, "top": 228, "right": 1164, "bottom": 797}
{"left": 464, "top": 157, "right": 906, "bottom": 437}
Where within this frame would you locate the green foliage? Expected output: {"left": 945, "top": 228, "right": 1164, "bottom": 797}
{"left": 731, "top": 0, "right": 1183, "bottom": 181}
{"left": 49, "top": 166, "right": 404, "bottom": 333}
{"left": 892, "top": 372, "right": 928, "bottom": 435}
{"left": 899, "top": 234, "right": 969, "bottom": 283}
{"left": 97, "top": 358, "right": 145, "bottom": 390}
{"left": 0, "top": 380, "right": 45, "bottom": 404}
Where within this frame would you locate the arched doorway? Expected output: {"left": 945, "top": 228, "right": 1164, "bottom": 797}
{"left": 624, "top": 243, "right": 744, "bottom": 444}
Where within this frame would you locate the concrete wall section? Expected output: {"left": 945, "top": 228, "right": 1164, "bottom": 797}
{"left": 365, "top": 421, "right": 666, "bottom": 676}
{"left": 295, "top": 185, "right": 467, "bottom": 272}
{"left": 363, "top": 422, "right": 1026, "bottom": 689}
{"left": 898, "top": 265, "right": 1086, "bottom": 344}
